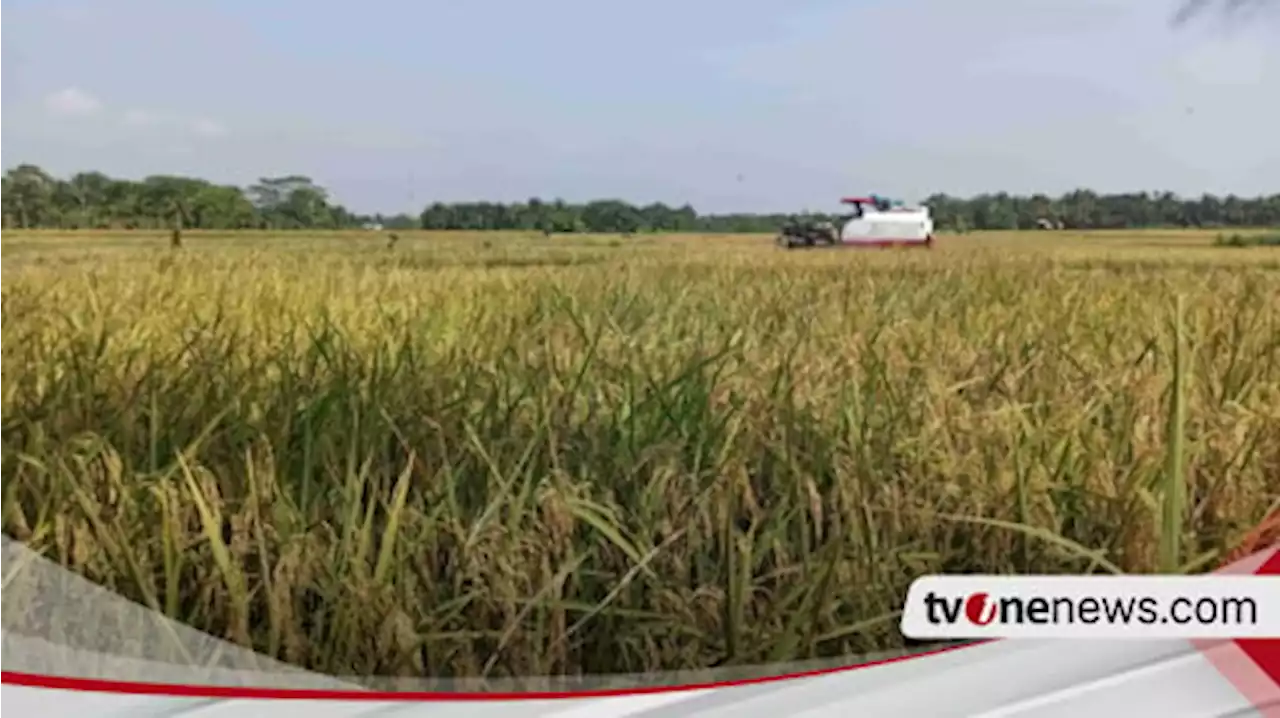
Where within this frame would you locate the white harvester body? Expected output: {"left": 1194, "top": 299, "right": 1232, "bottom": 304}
{"left": 837, "top": 196, "right": 934, "bottom": 246}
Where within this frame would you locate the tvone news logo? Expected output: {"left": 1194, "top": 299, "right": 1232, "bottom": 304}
{"left": 922, "top": 591, "right": 1162, "bottom": 627}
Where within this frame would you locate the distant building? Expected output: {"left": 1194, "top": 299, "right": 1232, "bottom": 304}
{"left": 362, "top": 222, "right": 384, "bottom": 231}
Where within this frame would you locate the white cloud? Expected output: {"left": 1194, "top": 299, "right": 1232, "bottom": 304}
{"left": 190, "top": 118, "right": 228, "bottom": 138}
{"left": 44, "top": 86, "right": 102, "bottom": 117}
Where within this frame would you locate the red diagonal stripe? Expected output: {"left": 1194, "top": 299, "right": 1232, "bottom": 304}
{"left": 1237, "top": 547, "right": 1280, "bottom": 689}
{"left": 1195, "top": 509, "right": 1280, "bottom": 711}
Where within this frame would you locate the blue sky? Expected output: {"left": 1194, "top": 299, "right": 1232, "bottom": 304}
{"left": 2, "top": 0, "right": 1276, "bottom": 214}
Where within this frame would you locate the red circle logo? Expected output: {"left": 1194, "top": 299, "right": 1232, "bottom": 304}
{"left": 965, "top": 592, "right": 997, "bottom": 625}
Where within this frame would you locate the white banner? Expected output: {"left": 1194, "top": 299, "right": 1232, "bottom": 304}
{"left": 900, "top": 575, "right": 1280, "bottom": 640}
{"left": 3, "top": 537, "right": 1277, "bottom": 716}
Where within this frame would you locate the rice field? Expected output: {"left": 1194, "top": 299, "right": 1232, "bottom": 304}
{"left": 3, "top": 228, "right": 1279, "bottom": 680}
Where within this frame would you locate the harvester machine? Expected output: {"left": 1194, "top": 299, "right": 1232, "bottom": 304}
{"left": 776, "top": 195, "right": 935, "bottom": 250}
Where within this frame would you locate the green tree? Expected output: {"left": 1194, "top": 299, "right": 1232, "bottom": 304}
{"left": 4, "top": 162, "right": 1278, "bottom": 233}
{"left": 2, "top": 164, "right": 57, "bottom": 228}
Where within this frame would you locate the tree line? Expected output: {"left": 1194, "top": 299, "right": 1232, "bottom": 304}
{"left": 4, "top": 164, "right": 1277, "bottom": 233}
